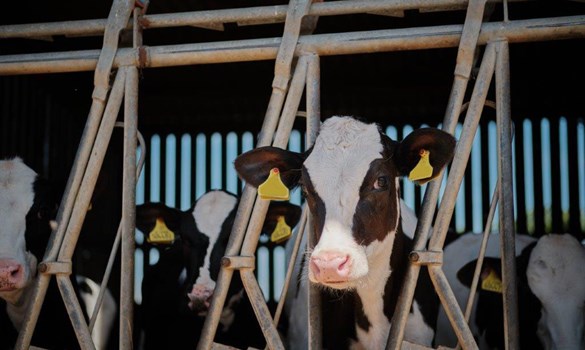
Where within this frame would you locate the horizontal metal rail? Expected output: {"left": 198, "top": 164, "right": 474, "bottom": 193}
{"left": 0, "top": 15, "right": 583, "bottom": 76}
{"left": 0, "top": 0, "right": 528, "bottom": 39}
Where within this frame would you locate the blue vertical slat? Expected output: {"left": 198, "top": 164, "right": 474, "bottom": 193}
{"left": 211, "top": 132, "right": 223, "bottom": 190}
{"left": 165, "top": 134, "right": 177, "bottom": 208}
{"left": 180, "top": 134, "right": 192, "bottom": 210}
{"left": 522, "top": 119, "right": 535, "bottom": 234}
{"left": 196, "top": 133, "right": 207, "bottom": 199}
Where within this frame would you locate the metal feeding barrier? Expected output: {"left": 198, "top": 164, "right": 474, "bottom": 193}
{"left": 0, "top": 0, "right": 584, "bottom": 349}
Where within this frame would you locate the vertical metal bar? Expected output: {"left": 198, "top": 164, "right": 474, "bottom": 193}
{"left": 15, "top": 69, "right": 126, "bottom": 350}
{"left": 387, "top": 43, "right": 496, "bottom": 350}
{"left": 305, "top": 53, "right": 322, "bottom": 350}
{"left": 495, "top": 39, "right": 519, "bottom": 350}
{"left": 241, "top": 269, "right": 285, "bottom": 350}
{"left": 120, "top": 66, "right": 138, "bottom": 350}
{"left": 56, "top": 275, "right": 96, "bottom": 350}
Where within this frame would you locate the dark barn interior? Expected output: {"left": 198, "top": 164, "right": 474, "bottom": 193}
{"left": 1, "top": 1, "right": 585, "bottom": 349}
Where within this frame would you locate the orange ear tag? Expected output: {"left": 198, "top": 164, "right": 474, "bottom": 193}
{"left": 408, "top": 149, "right": 434, "bottom": 181}
{"left": 270, "top": 216, "right": 292, "bottom": 244}
{"left": 481, "top": 269, "right": 503, "bottom": 293}
{"left": 147, "top": 217, "right": 175, "bottom": 245}
{"left": 258, "top": 168, "right": 290, "bottom": 201}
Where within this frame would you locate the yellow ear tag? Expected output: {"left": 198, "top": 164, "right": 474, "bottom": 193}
{"left": 270, "top": 216, "right": 292, "bottom": 244}
{"left": 258, "top": 168, "right": 290, "bottom": 201}
{"left": 408, "top": 149, "right": 434, "bottom": 181}
{"left": 481, "top": 269, "right": 503, "bottom": 293}
{"left": 147, "top": 217, "right": 175, "bottom": 245}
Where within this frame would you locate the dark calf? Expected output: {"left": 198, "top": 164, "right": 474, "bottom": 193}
{"left": 136, "top": 189, "right": 301, "bottom": 349}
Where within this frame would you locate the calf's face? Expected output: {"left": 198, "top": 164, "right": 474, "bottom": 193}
{"left": 527, "top": 234, "right": 585, "bottom": 350}
{"left": 235, "top": 116, "right": 456, "bottom": 290}
{"left": 0, "top": 158, "right": 55, "bottom": 298}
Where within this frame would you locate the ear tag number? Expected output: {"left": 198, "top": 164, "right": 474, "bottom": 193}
{"left": 147, "top": 217, "right": 175, "bottom": 245}
{"left": 408, "top": 149, "right": 434, "bottom": 181}
{"left": 258, "top": 168, "right": 290, "bottom": 201}
{"left": 481, "top": 269, "right": 503, "bottom": 293}
{"left": 270, "top": 216, "right": 292, "bottom": 244}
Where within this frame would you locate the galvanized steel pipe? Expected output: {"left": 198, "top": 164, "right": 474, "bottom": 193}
{"left": 0, "top": 0, "right": 519, "bottom": 40}
{"left": 1, "top": 16, "right": 584, "bottom": 75}
{"left": 120, "top": 65, "right": 138, "bottom": 350}
{"left": 495, "top": 39, "right": 519, "bottom": 350}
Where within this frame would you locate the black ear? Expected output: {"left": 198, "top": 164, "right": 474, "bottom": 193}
{"left": 456, "top": 257, "right": 501, "bottom": 289}
{"left": 234, "top": 146, "right": 306, "bottom": 189}
{"left": 395, "top": 128, "right": 456, "bottom": 184}
{"left": 263, "top": 201, "right": 303, "bottom": 234}
{"left": 135, "top": 202, "right": 182, "bottom": 237}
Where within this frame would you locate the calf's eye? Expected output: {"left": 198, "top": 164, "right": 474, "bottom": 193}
{"left": 374, "top": 176, "right": 388, "bottom": 190}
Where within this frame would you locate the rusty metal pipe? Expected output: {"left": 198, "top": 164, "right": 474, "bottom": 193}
{"left": 14, "top": 69, "right": 126, "bottom": 350}
{"left": 241, "top": 270, "right": 285, "bottom": 350}
{"left": 57, "top": 69, "right": 126, "bottom": 261}
{"left": 305, "top": 54, "right": 322, "bottom": 350}
{"left": 0, "top": 0, "right": 520, "bottom": 40}
{"left": 495, "top": 39, "right": 518, "bottom": 350}
{"left": 1, "top": 16, "right": 584, "bottom": 75}
{"left": 428, "top": 266, "right": 479, "bottom": 350}
{"left": 120, "top": 65, "right": 138, "bottom": 350}
{"left": 56, "top": 275, "right": 96, "bottom": 350}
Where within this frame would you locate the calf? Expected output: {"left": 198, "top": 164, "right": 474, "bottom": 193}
{"left": 135, "top": 189, "right": 301, "bottom": 349}
{"left": 235, "top": 116, "right": 456, "bottom": 349}
{"left": 436, "top": 232, "right": 585, "bottom": 350}
{"left": 0, "top": 157, "right": 116, "bottom": 350}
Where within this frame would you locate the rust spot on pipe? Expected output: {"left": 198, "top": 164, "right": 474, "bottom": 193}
{"left": 38, "top": 263, "right": 48, "bottom": 273}
{"left": 221, "top": 256, "right": 231, "bottom": 268}
{"left": 138, "top": 46, "right": 149, "bottom": 68}
{"left": 138, "top": 16, "right": 151, "bottom": 28}
{"left": 409, "top": 252, "right": 420, "bottom": 262}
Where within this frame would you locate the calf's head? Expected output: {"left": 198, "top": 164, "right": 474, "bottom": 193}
{"left": 0, "top": 158, "right": 56, "bottom": 299}
{"left": 136, "top": 190, "right": 301, "bottom": 314}
{"left": 527, "top": 234, "right": 585, "bottom": 350}
{"left": 235, "top": 116, "right": 455, "bottom": 290}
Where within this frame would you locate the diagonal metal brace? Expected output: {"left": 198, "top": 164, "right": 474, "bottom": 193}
{"left": 272, "top": 0, "right": 313, "bottom": 91}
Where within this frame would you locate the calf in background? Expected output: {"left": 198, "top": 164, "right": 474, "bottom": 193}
{"left": 136, "top": 189, "right": 301, "bottom": 350}
{"left": 0, "top": 157, "right": 115, "bottom": 350}
{"left": 436, "top": 232, "right": 585, "bottom": 350}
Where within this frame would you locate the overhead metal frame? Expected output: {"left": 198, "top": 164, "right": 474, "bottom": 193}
{"left": 1, "top": 0, "right": 584, "bottom": 349}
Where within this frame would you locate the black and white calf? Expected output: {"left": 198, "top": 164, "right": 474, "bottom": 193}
{"left": 136, "top": 189, "right": 302, "bottom": 350}
{"left": 436, "top": 232, "right": 585, "bottom": 350}
{"left": 235, "top": 116, "right": 456, "bottom": 349}
{"left": 0, "top": 157, "right": 116, "bottom": 350}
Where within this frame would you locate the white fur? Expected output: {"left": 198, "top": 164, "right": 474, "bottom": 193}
{"left": 355, "top": 233, "right": 394, "bottom": 349}
{"left": 76, "top": 276, "right": 117, "bottom": 350}
{"left": 0, "top": 157, "right": 38, "bottom": 292}
{"left": 192, "top": 191, "right": 237, "bottom": 290}
{"left": 527, "top": 234, "right": 585, "bottom": 350}
{"left": 304, "top": 117, "right": 384, "bottom": 288}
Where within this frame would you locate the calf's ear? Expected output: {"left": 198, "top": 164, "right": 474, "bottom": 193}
{"left": 456, "top": 257, "right": 502, "bottom": 292}
{"left": 264, "top": 201, "right": 303, "bottom": 232}
{"left": 234, "top": 146, "right": 305, "bottom": 189}
{"left": 394, "top": 128, "right": 456, "bottom": 184}
{"left": 135, "top": 202, "right": 182, "bottom": 236}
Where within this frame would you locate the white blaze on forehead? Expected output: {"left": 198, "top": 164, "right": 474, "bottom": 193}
{"left": 305, "top": 117, "right": 383, "bottom": 251}
{"left": 192, "top": 191, "right": 238, "bottom": 289}
{"left": 527, "top": 234, "right": 585, "bottom": 349}
{"left": 0, "top": 158, "right": 37, "bottom": 265}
